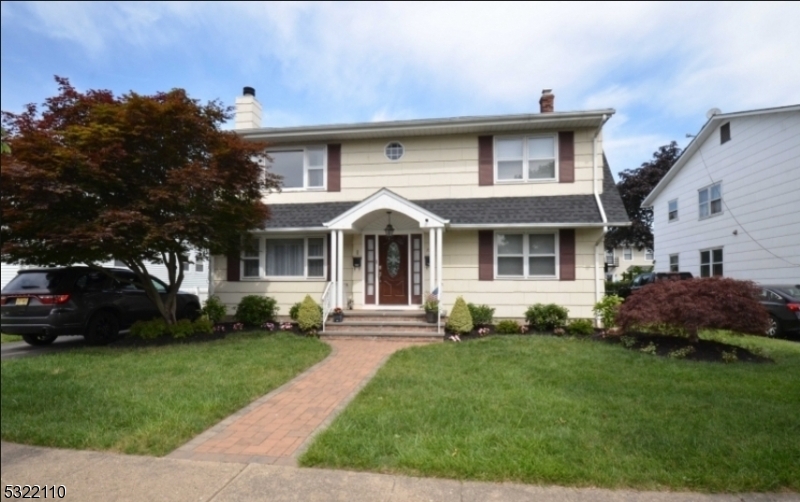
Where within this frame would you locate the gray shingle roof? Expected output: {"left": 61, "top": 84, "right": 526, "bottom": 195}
{"left": 600, "top": 155, "right": 630, "bottom": 224}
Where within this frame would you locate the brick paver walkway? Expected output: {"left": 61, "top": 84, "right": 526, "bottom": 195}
{"left": 168, "top": 339, "right": 429, "bottom": 465}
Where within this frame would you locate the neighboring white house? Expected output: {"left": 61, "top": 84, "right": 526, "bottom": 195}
{"left": 604, "top": 245, "right": 653, "bottom": 282}
{"left": 210, "top": 87, "right": 630, "bottom": 320}
{"left": 1, "top": 257, "right": 210, "bottom": 300}
{"left": 642, "top": 105, "right": 800, "bottom": 283}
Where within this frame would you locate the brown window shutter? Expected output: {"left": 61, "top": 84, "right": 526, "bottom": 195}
{"left": 327, "top": 144, "right": 341, "bottom": 192}
{"left": 227, "top": 252, "right": 240, "bottom": 282}
{"left": 558, "top": 131, "right": 575, "bottom": 183}
{"left": 559, "top": 229, "right": 576, "bottom": 281}
{"left": 478, "top": 136, "right": 494, "bottom": 186}
{"left": 478, "top": 230, "right": 494, "bottom": 281}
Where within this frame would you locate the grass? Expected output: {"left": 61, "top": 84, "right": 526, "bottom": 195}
{"left": 1, "top": 332, "right": 330, "bottom": 456}
{"left": 300, "top": 333, "right": 800, "bottom": 492}
{"left": 1, "top": 334, "right": 22, "bottom": 343}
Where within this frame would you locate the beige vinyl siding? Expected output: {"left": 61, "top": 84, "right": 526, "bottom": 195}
{"left": 263, "top": 129, "right": 601, "bottom": 204}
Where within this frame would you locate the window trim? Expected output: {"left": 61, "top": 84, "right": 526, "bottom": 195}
{"left": 645, "top": 249, "right": 654, "bottom": 261}
{"left": 266, "top": 145, "right": 328, "bottom": 192}
{"left": 669, "top": 254, "right": 679, "bottom": 272}
{"left": 623, "top": 247, "right": 633, "bottom": 261}
{"left": 698, "top": 182, "right": 723, "bottom": 220}
{"left": 668, "top": 198, "right": 679, "bottom": 222}
{"left": 494, "top": 134, "right": 559, "bottom": 184}
{"left": 700, "top": 247, "right": 723, "bottom": 277}
{"left": 494, "top": 230, "right": 559, "bottom": 280}
{"left": 384, "top": 141, "right": 404, "bottom": 161}
{"left": 241, "top": 235, "right": 328, "bottom": 281}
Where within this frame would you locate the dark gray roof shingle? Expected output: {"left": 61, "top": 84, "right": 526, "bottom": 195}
{"left": 600, "top": 155, "right": 630, "bottom": 224}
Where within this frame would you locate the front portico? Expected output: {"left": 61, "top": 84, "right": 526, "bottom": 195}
{"left": 323, "top": 189, "right": 448, "bottom": 313}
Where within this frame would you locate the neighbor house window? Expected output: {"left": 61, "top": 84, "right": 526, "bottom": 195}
{"left": 195, "top": 254, "right": 204, "bottom": 272}
{"left": 700, "top": 248, "right": 723, "bottom": 277}
{"left": 720, "top": 122, "right": 731, "bottom": 144}
{"left": 605, "top": 249, "right": 616, "bottom": 266}
{"left": 496, "top": 232, "right": 558, "bottom": 278}
{"left": 495, "top": 135, "right": 557, "bottom": 182}
{"left": 698, "top": 182, "right": 722, "bottom": 219}
{"left": 646, "top": 249, "right": 654, "bottom": 260}
{"left": 669, "top": 254, "right": 679, "bottom": 272}
{"left": 242, "top": 238, "right": 261, "bottom": 278}
{"left": 114, "top": 259, "right": 126, "bottom": 267}
{"left": 257, "top": 237, "right": 326, "bottom": 278}
{"left": 668, "top": 199, "right": 678, "bottom": 222}
{"left": 183, "top": 261, "right": 191, "bottom": 272}
{"left": 266, "top": 146, "right": 326, "bottom": 190}
{"left": 624, "top": 247, "right": 632, "bottom": 260}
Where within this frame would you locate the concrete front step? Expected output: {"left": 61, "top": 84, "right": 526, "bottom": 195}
{"left": 324, "top": 321, "right": 437, "bottom": 333}
{"left": 320, "top": 331, "right": 442, "bottom": 340}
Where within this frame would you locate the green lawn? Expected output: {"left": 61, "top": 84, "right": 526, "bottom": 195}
{"left": 300, "top": 333, "right": 800, "bottom": 492}
{"left": 1, "top": 334, "right": 22, "bottom": 343}
{"left": 1, "top": 332, "right": 330, "bottom": 456}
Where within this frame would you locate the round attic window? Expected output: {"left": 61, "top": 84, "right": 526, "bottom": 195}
{"left": 385, "top": 142, "right": 404, "bottom": 161}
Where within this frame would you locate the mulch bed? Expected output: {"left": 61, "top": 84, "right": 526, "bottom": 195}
{"left": 109, "top": 321, "right": 295, "bottom": 348}
{"left": 444, "top": 326, "right": 772, "bottom": 364}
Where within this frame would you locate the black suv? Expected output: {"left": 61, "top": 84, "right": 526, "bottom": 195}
{"left": 1, "top": 267, "right": 201, "bottom": 346}
{"left": 630, "top": 271, "right": 694, "bottom": 295}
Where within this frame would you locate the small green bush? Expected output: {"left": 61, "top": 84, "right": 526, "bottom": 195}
{"left": 495, "top": 319, "right": 522, "bottom": 334}
{"left": 167, "top": 319, "right": 195, "bottom": 339}
{"left": 446, "top": 296, "right": 474, "bottom": 334}
{"left": 525, "top": 303, "right": 569, "bottom": 332}
{"left": 467, "top": 303, "right": 495, "bottom": 326}
{"left": 235, "top": 295, "right": 278, "bottom": 326}
{"left": 297, "top": 295, "right": 322, "bottom": 332}
{"left": 593, "top": 295, "right": 623, "bottom": 329}
{"left": 290, "top": 301, "right": 322, "bottom": 321}
{"left": 566, "top": 318, "right": 595, "bottom": 336}
{"left": 130, "top": 318, "right": 168, "bottom": 339}
{"left": 200, "top": 295, "right": 227, "bottom": 323}
{"left": 193, "top": 317, "right": 214, "bottom": 335}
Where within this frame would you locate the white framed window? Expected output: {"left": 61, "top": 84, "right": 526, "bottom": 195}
{"left": 242, "top": 236, "right": 326, "bottom": 279}
{"left": 624, "top": 247, "right": 632, "bottom": 260}
{"left": 495, "top": 232, "right": 558, "bottom": 279}
{"left": 495, "top": 135, "right": 557, "bottom": 183}
{"left": 669, "top": 254, "right": 679, "bottom": 272}
{"left": 700, "top": 248, "right": 723, "bottom": 277}
{"left": 113, "top": 259, "right": 126, "bottom": 267}
{"left": 605, "top": 249, "right": 616, "bottom": 266}
{"left": 266, "top": 146, "right": 326, "bottom": 190}
{"left": 241, "top": 237, "right": 261, "bottom": 278}
{"left": 698, "top": 182, "right": 722, "bottom": 219}
{"left": 183, "top": 261, "right": 190, "bottom": 272}
{"left": 668, "top": 199, "right": 678, "bottom": 222}
{"left": 385, "top": 141, "right": 404, "bottom": 161}
{"left": 645, "top": 249, "right": 654, "bottom": 261}
{"left": 195, "top": 254, "right": 204, "bottom": 272}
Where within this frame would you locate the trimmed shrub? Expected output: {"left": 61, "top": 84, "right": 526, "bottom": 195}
{"left": 617, "top": 277, "right": 769, "bottom": 342}
{"left": 446, "top": 296, "right": 474, "bottom": 334}
{"left": 566, "top": 318, "right": 595, "bottom": 336}
{"left": 167, "top": 319, "right": 195, "bottom": 339}
{"left": 235, "top": 295, "right": 278, "bottom": 326}
{"left": 593, "top": 295, "right": 623, "bottom": 329}
{"left": 525, "top": 303, "right": 569, "bottom": 332}
{"left": 290, "top": 301, "right": 322, "bottom": 321}
{"left": 192, "top": 317, "right": 214, "bottom": 335}
{"left": 467, "top": 303, "right": 495, "bottom": 326}
{"left": 297, "top": 295, "right": 322, "bottom": 332}
{"left": 495, "top": 319, "right": 522, "bottom": 334}
{"left": 201, "top": 295, "right": 227, "bottom": 323}
{"left": 130, "top": 318, "right": 168, "bottom": 340}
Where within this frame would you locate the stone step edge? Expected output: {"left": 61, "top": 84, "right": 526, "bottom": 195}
{"left": 326, "top": 320, "right": 437, "bottom": 326}
{"left": 321, "top": 331, "right": 442, "bottom": 338}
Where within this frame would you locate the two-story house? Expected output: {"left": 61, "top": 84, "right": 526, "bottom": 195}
{"left": 211, "top": 88, "right": 629, "bottom": 324}
{"left": 642, "top": 105, "right": 800, "bottom": 283}
{"left": 604, "top": 245, "right": 654, "bottom": 282}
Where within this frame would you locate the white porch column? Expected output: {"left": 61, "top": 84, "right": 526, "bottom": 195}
{"left": 337, "top": 230, "right": 344, "bottom": 308}
{"left": 429, "top": 228, "right": 436, "bottom": 294}
{"left": 436, "top": 228, "right": 443, "bottom": 301}
{"left": 331, "top": 230, "right": 338, "bottom": 306}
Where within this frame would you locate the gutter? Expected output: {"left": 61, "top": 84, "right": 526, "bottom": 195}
{"left": 592, "top": 114, "right": 611, "bottom": 324}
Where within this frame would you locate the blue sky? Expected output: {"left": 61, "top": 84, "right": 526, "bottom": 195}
{"left": 2, "top": 1, "right": 799, "bottom": 179}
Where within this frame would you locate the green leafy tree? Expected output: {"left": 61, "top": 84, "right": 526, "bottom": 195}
{"left": 606, "top": 142, "right": 682, "bottom": 250}
{"left": 1, "top": 77, "right": 280, "bottom": 323}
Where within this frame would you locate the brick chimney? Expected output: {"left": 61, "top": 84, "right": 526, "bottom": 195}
{"left": 234, "top": 86, "right": 262, "bottom": 130}
{"left": 539, "top": 89, "right": 554, "bottom": 113}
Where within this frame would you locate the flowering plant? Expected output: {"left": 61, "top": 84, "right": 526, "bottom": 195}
{"left": 280, "top": 322, "right": 294, "bottom": 331}
{"left": 333, "top": 307, "right": 343, "bottom": 314}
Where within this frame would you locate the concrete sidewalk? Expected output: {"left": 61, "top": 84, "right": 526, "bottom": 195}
{"left": 2, "top": 442, "right": 796, "bottom": 502}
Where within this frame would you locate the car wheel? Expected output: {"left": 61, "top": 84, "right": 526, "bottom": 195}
{"left": 766, "top": 315, "right": 782, "bottom": 338}
{"left": 21, "top": 333, "right": 58, "bottom": 346}
{"left": 84, "top": 311, "right": 120, "bottom": 345}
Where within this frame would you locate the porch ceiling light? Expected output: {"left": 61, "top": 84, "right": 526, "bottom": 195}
{"left": 384, "top": 211, "right": 394, "bottom": 237}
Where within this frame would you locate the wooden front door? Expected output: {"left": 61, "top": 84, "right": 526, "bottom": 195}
{"left": 378, "top": 235, "right": 408, "bottom": 305}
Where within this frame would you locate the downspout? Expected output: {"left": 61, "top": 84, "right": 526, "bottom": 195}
{"left": 207, "top": 253, "right": 214, "bottom": 300}
{"left": 593, "top": 114, "right": 610, "bottom": 324}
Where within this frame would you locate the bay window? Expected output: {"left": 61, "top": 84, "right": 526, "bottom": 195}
{"left": 495, "top": 135, "right": 557, "bottom": 182}
{"left": 496, "top": 232, "right": 558, "bottom": 278}
{"left": 267, "top": 146, "right": 326, "bottom": 190}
